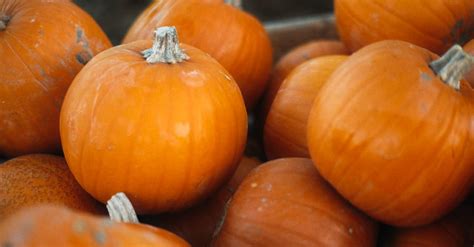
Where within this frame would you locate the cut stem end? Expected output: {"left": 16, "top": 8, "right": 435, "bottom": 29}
{"left": 106, "top": 192, "right": 139, "bottom": 224}
{"left": 225, "top": 0, "right": 242, "bottom": 8}
{"left": 0, "top": 16, "right": 10, "bottom": 31}
{"left": 142, "top": 26, "right": 189, "bottom": 64}
{"left": 429, "top": 45, "right": 474, "bottom": 91}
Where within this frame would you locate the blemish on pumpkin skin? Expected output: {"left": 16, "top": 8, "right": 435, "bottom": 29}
{"left": 94, "top": 231, "right": 107, "bottom": 245}
{"left": 73, "top": 219, "right": 86, "bottom": 234}
{"left": 2, "top": 242, "right": 13, "bottom": 247}
{"left": 250, "top": 182, "right": 258, "bottom": 188}
{"left": 420, "top": 72, "right": 432, "bottom": 81}
{"left": 75, "top": 26, "right": 93, "bottom": 65}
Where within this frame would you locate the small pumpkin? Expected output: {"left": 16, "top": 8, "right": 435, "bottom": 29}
{"left": 307, "top": 40, "right": 474, "bottom": 227}
{"left": 261, "top": 40, "right": 349, "bottom": 118}
{"left": 143, "top": 156, "right": 261, "bottom": 247}
{"left": 0, "top": 154, "right": 104, "bottom": 220}
{"left": 335, "top": 0, "right": 474, "bottom": 54}
{"left": 382, "top": 205, "right": 474, "bottom": 247}
{"left": 0, "top": 0, "right": 111, "bottom": 158}
{"left": 60, "top": 27, "right": 247, "bottom": 214}
{"left": 0, "top": 194, "right": 190, "bottom": 246}
{"left": 465, "top": 40, "right": 474, "bottom": 86}
{"left": 123, "top": 0, "right": 273, "bottom": 109}
{"left": 213, "top": 158, "right": 379, "bottom": 246}
{"left": 264, "top": 55, "right": 348, "bottom": 159}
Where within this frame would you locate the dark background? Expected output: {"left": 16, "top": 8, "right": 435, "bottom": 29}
{"left": 74, "top": 0, "right": 334, "bottom": 44}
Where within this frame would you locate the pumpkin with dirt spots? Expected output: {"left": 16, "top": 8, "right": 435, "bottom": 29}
{"left": 0, "top": 0, "right": 111, "bottom": 158}
{"left": 0, "top": 154, "right": 104, "bottom": 219}
{"left": 0, "top": 204, "right": 190, "bottom": 246}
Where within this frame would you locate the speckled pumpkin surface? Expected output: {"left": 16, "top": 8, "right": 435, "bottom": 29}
{"left": 0, "top": 154, "right": 104, "bottom": 220}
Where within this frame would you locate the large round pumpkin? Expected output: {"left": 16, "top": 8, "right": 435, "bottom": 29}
{"left": 382, "top": 205, "right": 474, "bottom": 247}
{"left": 213, "top": 158, "right": 379, "bottom": 246}
{"left": 60, "top": 27, "right": 247, "bottom": 214}
{"left": 264, "top": 55, "right": 348, "bottom": 159}
{"left": 123, "top": 0, "right": 273, "bottom": 109}
{"left": 465, "top": 40, "right": 474, "bottom": 86}
{"left": 0, "top": 154, "right": 104, "bottom": 220}
{"left": 261, "top": 40, "right": 349, "bottom": 118}
{"left": 0, "top": 0, "right": 111, "bottom": 158}
{"left": 335, "top": 0, "right": 474, "bottom": 54}
{"left": 0, "top": 204, "right": 190, "bottom": 246}
{"left": 143, "top": 156, "right": 260, "bottom": 247}
{"left": 307, "top": 40, "right": 474, "bottom": 227}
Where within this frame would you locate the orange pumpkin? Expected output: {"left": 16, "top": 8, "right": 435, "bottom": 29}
{"left": 465, "top": 40, "right": 474, "bottom": 86}
{"left": 264, "top": 55, "right": 348, "bottom": 159}
{"left": 307, "top": 40, "right": 474, "bottom": 227}
{"left": 60, "top": 27, "right": 247, "bottom": 214}
{"left": 0, "top": 197, "right": 190, "bottom": 246}
{"left": 335, "top": 0, "right": 474, "bottom": 54}
{"left": 382, "top": 205, "right": 474, "bottom": 247}
{"left": 213, "top": 158, "right": 379, "bottom": 246}
{"left": 143, "top": 156, "right": 261, "bottom": 247}
{"left": 123, "top": 0, "right": 273, "bottom": 109}
{"left": 261, "top": 40, "right": 349, "bottom": 117}
{"left": 0, "top": 0, "right": 111, "bottom": 158}
{"left": 0, "top": 154, "right": 104, "bottom": 220}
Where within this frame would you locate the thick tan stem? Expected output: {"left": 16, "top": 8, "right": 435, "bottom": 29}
{"left": 225, "top": 0, "right": 242, "bottom": 9}
{"left": 430, "top": 45, "right": 474, "bottom": 91}
{"left": 106, "top": 192, "right": 139, "bottom": 223}
{"left": 142, "top": 26, "right": 189, "bottom": 64}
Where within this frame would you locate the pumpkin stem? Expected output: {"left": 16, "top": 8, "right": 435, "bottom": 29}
{"left": 225, "top": 0, "right": 242, "bottom": 8}
{"left": 0, "top": 16, "right": 10, "bottom": 31}
{"left": 106, "top": 192, "right": 139, "bottom": 224}
{"left": 429, "top": 45, "right": 474, "bottom": 91}
{"left": 142, "top": 26, "right": 189, "bottom": 64}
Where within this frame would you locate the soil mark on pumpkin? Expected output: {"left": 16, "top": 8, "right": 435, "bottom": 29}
{"left": 75, "top": 26, "right": 93, "bottom": 65}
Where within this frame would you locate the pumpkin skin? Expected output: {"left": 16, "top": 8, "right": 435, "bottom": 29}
{"left": 335, "top": 0, "right": 474, "bottom": 54}
{"left": 307, "top": 40, "right": 474, "bottom": 227}
{"left": 261, "top": 40, "right": 349, "bottom": 118}
{"left": 0, "top": 0, "right": 111, "bottom": 158}
{"left": 123, "top": 0, "right": 273, "bottom": 109}
{"left": 213, "top": 158, "right": 378, "bottom": 247}
{"left": 382, "top": 205, "right": 474, "bottom": 247}
{"left": 0, "top": 204, "right": 190, "bottom": 247}
{"left": 60, "top": 32, "right": 248, "bottom": 214}
{"left": 264, "top": 55, "right": 348, "bottom": 159}
{"left": 465, "top": 40, "right": 474, "bottom": 86}
{"left": 0, "top": 154, "right": 104, "bottom": 220}
{"left": 143, "top": 156, "right": 261, "bottom": 247}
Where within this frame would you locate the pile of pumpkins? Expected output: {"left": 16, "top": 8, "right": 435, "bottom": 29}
{"left": 1, "top": 0, "right": 474, "bottom": 246}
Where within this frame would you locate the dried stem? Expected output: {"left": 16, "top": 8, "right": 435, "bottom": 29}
{"left": 225, "top": 0, "right": 242, "bottom": 9}
{"left": 106, "top": 192, "right": 139, "bottom": 223}
{"left": 142, "top": 26, "right": 189, "bottom": 64}
{"left": 429, "top": 45, "right": 474, "bottom": 91}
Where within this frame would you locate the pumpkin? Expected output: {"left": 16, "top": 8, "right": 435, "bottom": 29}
{"left": 264, "top": 55, "right": 348, "bottom": 159}
{"left": 212, "top": 158, "right": 379, "bottom": 246}
{"left": 382, "top": 205, "right": 474, "bottom": 247}
{"left": 143, "top": 156, "right": 261, "bottom": 247}
{"left": 261, "top": 40, "right": 349, "bottom": 118}
{"left": 0, "top": 194, "right": 190, "bottom": 246}
{"left": 335, "top": 0, "right": 474, "bottom": 54}
{"left": 0, "top": 0, "right": 111, "bottom": 158}
{"left": 60, "top": 26, "right": 247, "bottom": 214}
{"left": 307, "top": 40, "right": 474, "bottom": 227}
{"left": 465, "top": 40, "right": 474, "bottom": 86}
{"left": 0, "top": 154, "right": 104, "bottom": 220}
{"left": 123, "top": 0, "right": 273, "bottom": 109}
